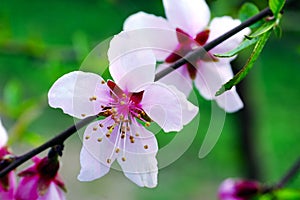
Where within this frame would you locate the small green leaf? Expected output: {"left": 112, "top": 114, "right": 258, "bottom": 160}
{"left": 214, "top": 37, "right": 259, "bottom": 58}
{"left": 239, "top": 3, "right": 261, "bottom": 29}
{"left": 269, "top": 0, "right": 285, "bottom": 17}
{"left": 274, "top": 189, "right": 300, "bottom": 199}
{"left": 216, "top": 30, "right": 272, "bottom": 96}
{"left": 246, "top": 20, "right": 276, "bottom": 39}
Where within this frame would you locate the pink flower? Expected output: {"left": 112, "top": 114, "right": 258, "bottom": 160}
{"left": 218, "top": 178, "right": 260, "bottom": 200}
{"left": 0, "top": 118, "right": 16, "bottom": 200}
{"left": 124, "top": 0, "right": 250, "bottom": 112}
{"left": 48, "top": 32, "right": 198, "bottom": 187}
{"left": 15, "top": 157, "right": 66, "bottom": 200}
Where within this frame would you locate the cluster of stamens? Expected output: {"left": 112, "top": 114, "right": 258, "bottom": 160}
{"left": 84, "top": 80, "right": 152, "bottom": 165}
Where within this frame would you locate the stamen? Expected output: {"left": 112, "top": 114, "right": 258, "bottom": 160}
{"left": 107, "top": 159, "right": 111, "bottom": 164}
{"left": 115, "top": 148, "right": 120, "bottom": 153}
{"left": 121, "top": 157, "right": 126, "bottom": 162}
{"left": 101, "top": 80, "right": 105, "bottom": 84}
{"left": 85, "top": 136, "right": 90, "bottom": 140}
{"left": 89, "top": 96, "right": 97, "bottom": 101}
{"left": 93, "top": 127, "right": 97, "bottom": 131}
{"left": 81, "top": 114, "right": 86, "bottom": 117}
{"left": 144, "top": 145, "right": 149, "bottom": 149}
{"left": 97, "top": 138, "right": 102, "bottom": 142}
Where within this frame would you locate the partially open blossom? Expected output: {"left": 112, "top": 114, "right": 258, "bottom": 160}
{"left": 15, "top": 156, "right": 66, "bottom": 200}
{"left": 0, "top": 118, "right": 16, "bottom": 200}
{"left": 218, "top": 178, "right": 261, "bottom": 200}
{"left": 48, "top": 32, "right": 198, "bottom": 187}
{"left": 124, "top": 0, "right": 250, "bottom": 112}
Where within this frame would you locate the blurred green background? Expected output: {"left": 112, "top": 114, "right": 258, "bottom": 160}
{"left": 0, "top": 0, "right": 300, "bottom": 199}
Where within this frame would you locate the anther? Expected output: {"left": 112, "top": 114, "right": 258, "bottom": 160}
{"left": 93, "top": 127, "right": 97, "bottom": 131}
{"left": 144, "top": 145, "right": 149, "bottom": 149}
{"left": 106, "top": 133, "right": 111, "bottom": 138}
{"left": 89, "top": 96, "right": 97, "bottom": 101}
{"left": 145, "top": 122, "right": 151, "bottom": 127}
{"left": 121, "top": 157, "right": 126, "bottom": 162}
{"left": 101, "top": 80, "right": 105, "bottom": 84}
{"left": 85, "top": 136, "right": 90, "bottom": 140}
{"left": 107, "top": 159, "right": 111, "bottom": 164}
{"left": 121, "top": 134, "right": 125, "bottom": 139}
{"left": 99, "top": 124, "right": 104, "bottom": 128}
{"left": 97, "top": 138, "right": 102, "bottom": 142}
{"left": 115, "top": 148, "right": 120, "bottom": 153}
{"left": 135, "top": 133, "right": 140, "bottom": 137}
{"left": 81, "top": 114, "right": 86, "bottom": 117}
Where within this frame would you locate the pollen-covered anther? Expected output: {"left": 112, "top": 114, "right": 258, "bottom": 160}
{"left": 135, "top": 133, "right": 140, "bottom": 137}
{"left": 85, "top": 136, "right": 90, "bottom": 140}
{"left": 89, "top": 96, "right": 97, "bottom": 101}
{"left": 107, "top": 159, "right": 111, "bottom": 164}
{"left": 106, "top": 133, "right": 111, "bottom": 138}
{"left": 121, "top": 134, "right": 125, "bottom": 139}
{"left": 81, "top": 114, "right": 86, "bottom": 117}
{"left": 144, "top": 145, "right": 149, "bottom": 149}
{"left": 120, "top": 101, "right": 125, "bottom": 105}
{"left": 122, "top": 93, "right": 127, "bottom": 98}
{"left": 93, "top": 127, "right": 97, "bottom": 131}
{"left": 101, "top": 80, "right": 105, "bottom": 84}
{"left": 115, "top": 148, "right": 120, "bottom": 153}
{"left": 129, "top": 136, "right": 135, "bottom": 143}
{"left": 145, "top": 122, "right": 151, "bottom": 127}
{"left": 121, "top": 157, "right": 126, "bottom": 162}
{"left": 97, "top": 138, "right": 102, "bottom": 142}
{"left": 99, "top": 123, "right": 104, "bottom": 128}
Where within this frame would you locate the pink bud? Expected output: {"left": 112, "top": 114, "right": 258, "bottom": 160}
{"left": 218, "top": 178, "right": 260, "bottom": 200}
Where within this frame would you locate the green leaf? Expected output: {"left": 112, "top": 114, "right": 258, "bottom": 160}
{"left": 246, "top": 20, "right": 276, "bottom": 39}
{"left": 214, "top": 37, "right": 259, "bottom": 58}
{"left": 274, "top": 189, "right": 300, "bottom": 199}
{"left": 216, "top": 30, "right": 272, "bottom": 96}
{"left": 239, "top": 3, "right": 261, "bottom": 29}
{"left": 269, "top": 0, "right": 285, "bottom": 17}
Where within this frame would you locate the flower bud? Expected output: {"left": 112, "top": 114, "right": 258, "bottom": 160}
{"left": 218, "top": 178, "right": 261, "bottom": 200}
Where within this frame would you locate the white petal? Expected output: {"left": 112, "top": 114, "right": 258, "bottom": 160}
{"left": 0, "top": 118, "right": 7, "bottom": 147}
{"left": 157, "top": 64, "right": 193, "bottom": 96}
{"left": 139, "top": 82, "right": 183, "bottom": 132}
{"left": 78, "top": 120, "right": 116, "bottom": 181}
{"left": 39, "top": 183, "right": 65, "bottom": 200}
{"left": 117, "top": 123, "right": 158, "bottom": 188}
{"left": 108, "top": 31, "right": 157, "bottom": 92}
{"left": 163, "top": 0, "right": 210, "bottom": 37}
{"left": 208, "top": 16, "right": 251, "bottom": 56}
{"left": 194, "top": 62, "right": 243, "bottom": 112}
{"left": 167, "top": 86, "right": 199, "bottom": 125}
{"left": 123, "top": 12, "right": 178, "bottom": 60}
{"left": 215, "top": 89, "right": 243, "bottom": 113}
{"left": 48, "top": 71, "right": 110, "bottom": 119}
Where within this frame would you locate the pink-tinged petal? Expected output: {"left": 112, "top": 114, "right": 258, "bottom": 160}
{"left": 0, "top": 118, "right": 7, "bottom": 147}
{"left": 39, "top": 183, "right": 65, "bottom": 200}
{"left": 117, "top": 123, "right": 158, "bottom": 188}
{"left": 0, "top": 172, "right": 16, "bottom": 200}
{"left": 215, "top": 89, "right": 243, "bottom": 113}
{"left": 194, "top": 62, "right": 243, "bottom": 112}
{"left": 108, "top": 31, "right": 156, "bottom": 92}
{"left": 140, "top": 82, "right": 183, "bottom": 132}
{"left": 163, "top": 0, "right": 210, "bottom": 37}
{"left": 16, "top": 176, "right": 39, "bottom": 200}
{"left": 157, "top": 64, "right": 193, "bottom": 96}
{"left": 168, "top": 86, "right": 199, "bottom": 125}
{"left": 78, "top": 120, "right": 117, "bottom": 181}
{"left": 208, "top": 16, "right": 250, "bottom": 56}
{"left": 48, "top": 71, "right": 110, "bottom": 119}
{"left": 123, "top": 12, "right": 177, "bottom": 60}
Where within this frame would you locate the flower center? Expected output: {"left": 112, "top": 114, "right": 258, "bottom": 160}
{"left": 165, "top": 28, "right": 216, "bottom": 79}
{"left": 86, "top": 80, "right": 152, "bottom": 163}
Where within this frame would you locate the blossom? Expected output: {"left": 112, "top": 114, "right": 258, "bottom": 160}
{"left": 0, "top": 118, "right": 16, "bottom": 200}
{"left": 123, "top": 0, "right": 250, "bottom": 112}
{"left": 218, "top": 178, "right": 261, "bottom": 200}
{"left": 48, "top": 32, "right": 198, "bottom": 187}
{"left": 15, "top": 157, "right": 66, "bottom": 200}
